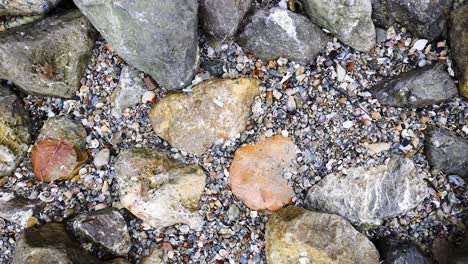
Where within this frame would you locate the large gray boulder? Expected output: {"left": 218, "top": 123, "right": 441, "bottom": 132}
{"left": 237, "top": 8, "right": 327, "bottom": 64}
{"left": 0, "top": 0, "right": 61, "bottom": 16}
{"left": 0, "top": 11, "right": 97, "bottom": 98}
{"left": 73, "top": 0, "right": 200, "bottom": 90}
{"left": 302, "top": 0, "right": 375, "bottom": 52}
{"left": 372, "top": 64, "right": 457, "bottom": 108}
{"left": 306, "top": 156, "right": 429, "bottom": 225}
{"left": 0, "top": 188, "right": 42, "bottom": 228}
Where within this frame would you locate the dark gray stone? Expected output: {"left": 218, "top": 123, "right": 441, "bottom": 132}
{"left": 73, "top": 0, "right": 199, "bottom": 90}
{"left": 0, "top": 0, "right": 62, "bottom": 16}
{"left": 0, "top": 188, "right": 41, "bottom": 228}
{"left": 237, "top": 8, "right": 327, "bottom": 64}
{"left": 377, "top": 237, "right": 432, "bottom": 264}
{"left": 372, "top": 64, "right": 457, "bottom": 108}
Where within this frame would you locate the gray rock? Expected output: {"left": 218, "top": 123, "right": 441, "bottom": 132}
{"left": 93, "top": 148, "right": 110, "bottom": 168}
{"left": 0, "top": 11, "right": 97, "bottom": 98}
{"left": 199, "top": 0, "right": 252, "bottom": 40}
{"left": 449, "top": 3, "right": 468, "bottom": 99}
{"left": 110, "top": 66, "right": 145, "bottom": 118}
{"left": 302, "top": 0, "right": 375, "bottom": 51}
{"left": 73, "top": 0, "right": 200, "bottom": 90}
{"left": 425, "top": 127, "right": 468, "bottom": 180}
{"left": 372, "top": 64, "right": 457, "bottom": 108}
{"left": 0, "top": 0, "right": 61, "bottom": 16}
{"left": 0, "top": 188, "right": 41, "bottom": 228}
{"left": 71, "top": 208, "right": 131, "bottom": 256}
{"left": 377, "top": 237, "right": 432, "bottom": 264}
{"left": 226, "top": 204, "right": 240, "bottom": 223}
{"left": 237, "top": 8, "right": 327, "bottom": 64}
{"left": 376, "top": 27, "right": 387, "bottom": 43}
{"left": 306, "top": 156, "right": 429, "bottom": 225}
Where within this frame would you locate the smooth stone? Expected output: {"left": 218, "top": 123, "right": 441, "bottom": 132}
{"left": 376, "top": 27, "right": 387, "bottom": 43}
{"left": 377, "top": 237, "right": 432, "bottom": 264}
{"left": 110, "top": 66, "right": 145, "bottom": 118}
{"left": 0, "top": 0, "right": 61, "bottom": 16}
{"left": 0, "top": 188, "right": 41, "bottom": 227}
{"left": 93, "top": 148, "right": 110, "bottom": 168}
{"left": 365, "top": 142, "right": 391, "bottom": 154}
{"left": 449, "top": 4, "right": 468, "bottom": 99}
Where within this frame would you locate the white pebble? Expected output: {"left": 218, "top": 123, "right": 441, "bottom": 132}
{"left": 412, "top": 39, "right": 428, "bottom": 51}
{"left": 94, "top": 148, "right": 110, "bottom": 168}
{"left": 342, "top": 120, "right": 354, "bottom": 128}
{"left": 141, "top": 91, "right": 156, "bottom": 103}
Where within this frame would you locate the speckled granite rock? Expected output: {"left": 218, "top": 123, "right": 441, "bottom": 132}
{"left": 0, "top": 11, "right": 97, "bottom": 98}
{"left": 265, "top": 206, "right": 380, "bottom": 264}
{"left": 0, "top": 0, "right": 61, "bottom": 16}
{"left": 449, "top": 3, "right": 468, "bottom": 99}
{"left": 114, "top": 148, "right": 206, "bottom": 230}
{"left": 306, "top": 156, "right": 429, "bottom": 225}
{"left": 149, "top": 78, "right": 260, "bottom": 155}
{"left": 377, "top": 237, "right": 432, "bottom": 264}
{"left": 111, "top": 66, "right": 145, "bottom": 118}
{"left": 0, "top": 188, "right": 41, "bottom": 228}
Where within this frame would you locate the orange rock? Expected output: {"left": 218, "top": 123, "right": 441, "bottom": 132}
{"left": 229, "top": 135, "right": 296, "bottom": 211}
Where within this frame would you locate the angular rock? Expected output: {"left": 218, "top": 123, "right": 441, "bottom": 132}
{"left": 31, "top": 116, "right": 88, "bottom": 182}
{"left": 0, "top": 188, "right": 41, "bottom": 227}
{"left": 73, "top": 0, "right": 199, "bottom": 90}
{"left": 0, "top": 87, "right": 30, "bottom": 176}
{"left": 425, "top": 127, "right": 468, "bottom": 180}
{"left": 71, "top": 208, "right": 130, "bottom": 256}
{"left": 0, "top": 11, "right": 97, "bottom": 98}
{"left": 265, "top": 206, "right": 380, "bottom": 264}
{"left": 114, "top": 148, "right": 206, "bottom": 230}
{"left": 229, "top": 135, "right": 296, "bottom": 211}
{"left": 372, "top": 64, "right": 457, "bottom": 108}
{"left": 149, "top": 78, "right": 260, "bottom": 155}
{"left": 302, "top": 0, "right": 375, "bottom": 51}
{"left": 449, "top": 4, "right": 468, "bottom": 99}
{"left": 110, "top": 66, "right": 145, "bottom": 118}
{"left": 199, "top": 0, "right": 252, "bottom": 40}
{"left": 306, "top": 156, "right": 429, "bottom": 225}
{"left": 237, "top": 8, "right": 327, "bottom": 64}
{"left": 377, "top": 237, "right": 432, "bottom": 264}
{"left": 0, "top": 0, "right": 61, "bottom": 16}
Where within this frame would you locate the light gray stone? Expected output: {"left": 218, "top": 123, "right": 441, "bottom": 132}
{"left": 93, "top": 148, "right": 110, "bottom": 168}
{"left": 0, "top": 0, "right": 61, "bottom": 16}
{"left": 111, "top": 66, "right": 145, "bottom": 118}
{"left": 0, "top": 188, "right": 41, "bottom": 227}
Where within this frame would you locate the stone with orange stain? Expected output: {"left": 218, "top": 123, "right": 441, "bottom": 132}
{"left": 229, "top": 135, "right": 296, "bottom": 211}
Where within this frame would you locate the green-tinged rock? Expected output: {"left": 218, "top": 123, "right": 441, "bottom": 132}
{"left": 0, "top": 0, "right": 61, "bottom": 16}
{"left": 449, "top": 3, "right": 468, "bottom": 99}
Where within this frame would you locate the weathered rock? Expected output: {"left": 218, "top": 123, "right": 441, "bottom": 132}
{"left": 199, "top": 0, "right": 252, "bottom": 40}
{"left": 0, "top": 188, "right": 41, "bottom": 227}
{"left": 372, "top": 64, "right": 457, "bottom": 108}
{"left": 0, "top": 87, "right": 30, "bottom": 176}
{"left": 0, "top": 11, "right": 97, "bottom": 98}
{"left": 0, "top": 0, "right": 61, "bottom": 16}
{"left": 93, "top": 148, "right": 110, "bottom": 169}
{"left": 31, "top": 116, "right": 88, "bottom": 183}
{"left": 229, "top": 135, "right": 296, "bottom": 211}
{"left": 110, "top": 66, "right": 145, "bottom": 118}
{"left": 71, "top": 208, "right": 130, "bottom": 256}
{"left": 425, "top": 127, "right": 468, "bottom": 180}
{"left": 265, "top": 206, "right": 380, "bottom": 264}
{"left": 149, "top": 78, "right": 260, "bottom": 155}
{"left": 431, "top": 231, "right": 468, "bottom": 264}
{"left": 306, "top": 156, "right": 429, "bottom": 225}
{"left": 73, "top": 0, "right": 199, "bottom": 90}
{"left": 449, "top": 4, "right": 468, "bottom": 99}
{"left": 377, "top": 237, "right": 432, "bottom": 264}
{"left": 142, "top": 248, "right": 163, "bottom": 264}
{"left": 237, "top": 8, "right": 327, "bottom": 64}
{"left": 302, "top": 0, "right": 375, "bottom": 51}
{"left": 114, "top": 148, "right": 206, "bottom": 230}
{"left": 372, "top": 0, "right": 453, "bottom": 41}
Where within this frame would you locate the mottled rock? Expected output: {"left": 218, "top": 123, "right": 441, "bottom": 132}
{"left": 114, "top": 148, "right": 206, "bottom": 230}
{"left": 265, "top": 206, "right": 380, "bottom": 264}
{"left": 199, "top": 0, "right": 252, "bottom": 39}
{"left": 73, "top": 0, "right": 199, "bottom": 90}
{"left": 0, "top": 188, "right": 41, "bottom": 227}
{"left": 111, "top": 66, "right": 145, "bottom": 118}
{"left": 372, "top": 64, "right": 457, "bottom": 108}
{"left": 0, "top": 87, "right": 30, "bottom": 176}
{"left": 302, "top": 0, "right": 375, "bottom": 51}
{"left": 93, "top": 148, "right": 110, "bottom": 168}
{"left": 71, "top": 208, "right": 130, "bottom": 256}
{"left": 142, "top": 248, "right": 163, "bottom": 264}
{"left": 31, "top": 116, "right": 87, "bottom": 182}
{"left": 449, "top": 4, "right": 468, "bottom": 99}
{"left": 149, "top": 78, "right": 260, "bottom": 155}
{"left": 425, "top": 127, "right": 468, "bottom": 180}
{"left": 306, "top": 156, "right": 429, "bottom": 225}
{"left": 377, "top": 237, "right": 432, "bottom": 264}
{"left": 0, "top": 11, "right": 97, "bottom": 98}
{"left": 0, "top": 0, "right": 61, "bottom": 16}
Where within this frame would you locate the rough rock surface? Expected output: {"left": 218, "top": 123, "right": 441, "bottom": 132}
{"left": 199, "top": 0, "right": 252, "bottom": 40}
{"left": 71, "top": 208, "right": 130, "bottom": 256}
{"left": 237, "top": 8, "right": 327, "bottom": 64}
{"left": 306, "top": 156, "right": 429, "bottom": 225}
{"left": 0, "top": 188, "right": 41, "bottom": 228}
{"left": 149, "top": 78, "right": 260, "bottom": 155}
{"left": 142, "top": 248, "right": 163, "bottom": 264}
{"left": 0, "top": 0, "right": 61, "bottom": 16}
{"left": 31, "top": 116, "right": 87, "bottom": 182}
{"left": 372, "top": 64, "right": 457, "bottom": 108}
{"left": 73, "top": 0, "right": 199, "bottom": 90}
{"left": 449, "top": 4, "right": 468, "bottom": 99}
{"left": 0, "top": 11, "right": 97, "bottom": 98}
{"left": 229, "top": 135, "right": 296, "bottom": 211}
{"left": 265, "top": 206, "right": 380, "bottom": 264}
{"left": 425, "top": 127, "right": 468, "bottom": 180}
{"left": 114, "top": 148, "right": 206, "bottom": 230}
{"left": 302, "top": 0, "right": 375, "bottom": 51}
{"left": 0, "top": 87, "right": 30, "bottom": 176}
{"left": 377, "top": 237, "right": 432, "bottom": 264}
{"left": 111, "top": 66, "right": 145, "bottom": 118}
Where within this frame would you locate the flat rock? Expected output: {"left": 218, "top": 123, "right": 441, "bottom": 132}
{"left": 229, "top": 135, "right": 296, "bottom": 211}
{"left": 449, "top": 4, "right": 468, "bottom": 99}
{"left": 0, "top": 188, "right": 41, "bottom": 228}
{"left": 114, "top": 148, "right": 206, "bottom": 230}
{"left": 0, "top": 87, "right": 30, "bottom": 176}
{"left": 73, "top": 0, "right": 199, "bottom": 90}
{"left": 372, "top": 64, "right": 457, "bottom": 108}
{"left": 302, "top": 0, "right": 375, "bottom": 51}
{"left": 111, "top": 66, "right": 145, "bottom": 118}
{"left": 306, "top": 156, "right": 429, "bottom": 225}
{"left": 149, "top": 78, "right": 260, "bottom": 155}
{"left": 265, "top": 206, "right": 380, "bottom": 264}
{"left": 199, "top": 0, "right": 252, "bottom": 40}
{"left": 377, "top": 237, "right": 432, "bottom": 264}
{"left": 0, "top": 11, "right": 97, "bottom": 98}
{"left": 237, "top": 8, "right": 327, "bottom": 64}
{"left": 31, "top": 116, "right": 87, "bottom": 182}
{"left": 0, "top": 0, "right": 61, "bottom": 16}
